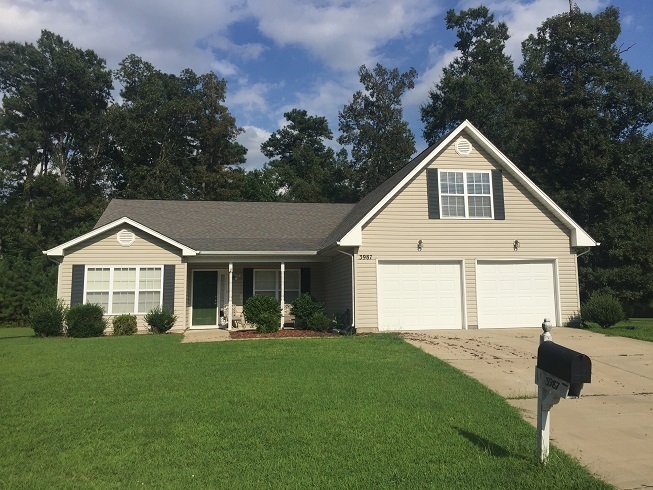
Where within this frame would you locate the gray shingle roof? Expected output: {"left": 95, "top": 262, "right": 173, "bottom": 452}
{"left": 95, "top": 200, "right": 355, "bottom": 252}
{"left": 95, "top": 138, "right": 444, "bottom": 254}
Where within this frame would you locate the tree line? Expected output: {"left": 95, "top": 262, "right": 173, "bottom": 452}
{"left": 1, "top": 5, "right": 652, "bottom": 323}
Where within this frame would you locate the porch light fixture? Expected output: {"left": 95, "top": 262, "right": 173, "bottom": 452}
{"left": 417, "top": 239, "right": 423, "bottom": 252}
{"left": 513, "top": 240, "right": 520, "bottom": 251}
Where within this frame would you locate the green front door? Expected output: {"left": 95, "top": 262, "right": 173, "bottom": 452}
{"left": 192, "top": 271, "right": 218, "bottom": 326}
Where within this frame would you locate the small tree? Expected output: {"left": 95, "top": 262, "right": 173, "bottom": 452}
{"left": 291, "top": 293, "right": 325, "bottom": 327}
{"left": 581, "top": 292, "right": 626, "bottom": 329}
{"left": 29, "top": 297, "right": 67, "bottom": 337}
{"left": 66, "top": 303, "right": 107, "bottom": 338}
{"left": 243, "top": 295, "right": 281, "bottom": 333}
{"left": 112, "top": 314, "right": 138, "bottom": 335}
{"left": 144, "top": 306, "right": 177, "bottom": 334}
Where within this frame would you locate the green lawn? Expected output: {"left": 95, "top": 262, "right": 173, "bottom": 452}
{"left": 583, "top": 318, "right": 653, "bottom": 342}
{"left": 0, "top": 326, "right": 34, "bottom": 338}
{"left": 0, "top": 333, "right": 610, "bottom": 489}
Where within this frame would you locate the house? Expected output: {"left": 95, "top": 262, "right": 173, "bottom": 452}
{"left": 44, "top": 121, "right": 598, "bottom": 333}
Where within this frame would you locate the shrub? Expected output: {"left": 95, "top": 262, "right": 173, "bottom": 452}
{"left": 291, "top": 293, "right": 325, "bottom": 328}
{"left": 144, "top": 306, "right": 177, "bottom": 334}
{"left": 66, "top": 303, "right": 107, "bottom": 338}
{"left": 244, "top": 295, "right": 281, "bottom": 333}
{"left": 112, "top": 314, "right": 138, "bottom": 336}
{"left": 305, "top": 312, "right": 332, "bottom": 332}
{"left": 581, "top": 292, "right": 626, "bottom": 329}
{"left": 29, "top": 297, "right": 67, "bottom": 337}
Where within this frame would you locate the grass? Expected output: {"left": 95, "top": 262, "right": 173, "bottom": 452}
{"left": 582, "top": 318, "right": 653, "bottom": 342}
{"left": 0, "top": 326, "right": 34, "bottom": 338}
{"left": 0, "top": 333, "right": 611, "bottom": 489}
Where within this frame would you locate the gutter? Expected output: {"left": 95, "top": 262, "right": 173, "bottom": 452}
{"left": 197, "top": 250, "right": 318, "bottom": 256}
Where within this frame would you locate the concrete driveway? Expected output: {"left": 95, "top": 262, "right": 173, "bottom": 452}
{"left": 402, "top": 328, "right": 653, "bottom": 490}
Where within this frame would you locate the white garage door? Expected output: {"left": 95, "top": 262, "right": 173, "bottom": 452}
{"left": 377, "top": 261, "right": 463, "bottom": 330}
{"left": 476, "top": 260, "right": 557, "bottom": 329}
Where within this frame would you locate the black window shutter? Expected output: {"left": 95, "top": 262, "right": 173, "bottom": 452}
{"left": 426, "top": 168, "right": 440, "bottom": 219}
{"left": 162, "top": 265, "right": 175, "bottom": 312}
{"left": 243, "top": 268, "right": 254, "bottom": 303}
{"left": 71, "top": 264, "right": 85, "bottom": 306}
{"left": 492, "top": 170, "right": 505, "bottom": 220}
{"left": 301, "top": 268, "right": 311, "bottom": 294}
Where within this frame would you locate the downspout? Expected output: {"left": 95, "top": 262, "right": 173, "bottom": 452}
{"left": 336, "top": 249, "right": 356, "bottom": 329}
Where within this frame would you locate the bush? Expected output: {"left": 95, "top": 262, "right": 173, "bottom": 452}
{"left": 112, "top": 314, "right": 138, "bottom": 336}
{"left": 291, "top": 293, "right": 325, "bottom": 328}
{"left": 66, "top": 303, "right": 107, "bottom": 338}
{"left": 244, "top": 295, "right": 281, "bottom": 333}
{"left": 581, "top": 292, "right": 626, "bottom": 329}
{"left": 29, "top": 297, "right": 67, "bottom": 337}
{"left": 144, "top": 306, "right": 177, "bottom": 334}
{"left": 305, "top": 312, "right": 332, "bottom": 332}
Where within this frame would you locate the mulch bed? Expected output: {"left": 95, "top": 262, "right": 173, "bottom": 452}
{"left": 229, "top": 329, "right": 339, "bottom": 339}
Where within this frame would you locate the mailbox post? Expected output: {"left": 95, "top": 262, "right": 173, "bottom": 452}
{"left": 535, "top": 319, "right": 592, "bottom": 464}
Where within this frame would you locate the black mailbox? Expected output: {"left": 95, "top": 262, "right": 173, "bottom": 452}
{"left": 537, "top": 342, "right": 591, "bottom": 397}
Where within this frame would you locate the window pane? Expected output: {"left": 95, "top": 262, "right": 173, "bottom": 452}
{"left": 139, "top": 267, "right": 162, "bottom": 289}
{"left": 442, "top": 196, "right": 466, "bottom": 217}
{"left": 138, "top": 291, "right": 161, "bottom": 313}
{"left": 467, "top": 172, "right": 491, "bottom": 195}
{"left": 113, "top": 268, "right": 136, "bottom": 290}
{"left": 255, "top": 271, "right": 277, "bottom": 291}
{"left": 285, "top": 290, "right": 300, "bottom": 303}
{"left": 87, "top": 292, "right": 109, "bottom": 312}
{"left": 440, "top": 171, "right": 464, "bottom": 195}
{"left": 284, "top": 270, "right": 300, "bottom": 290}
{"left": 468, "top": 196, "right": 492, "bottom": 217}
{"left": 257, "top": 291, "right": 277, "bottom": 298}
{"left": 112, "top": 291, "right": 135, "bottom": 314}
{"left": 87, "top": 268, "right": 110, "bottom": 290}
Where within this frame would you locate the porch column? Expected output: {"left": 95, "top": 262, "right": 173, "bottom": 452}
{"left": 228, "top": 262, "right": 233, "bottom": 330}
{"left": 280, "top": 262, "right": 285, "bottom": 330}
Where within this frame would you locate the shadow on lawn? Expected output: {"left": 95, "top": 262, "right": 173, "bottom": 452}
{"left": 453, "top": 426, "right": 526, "bottom": 460}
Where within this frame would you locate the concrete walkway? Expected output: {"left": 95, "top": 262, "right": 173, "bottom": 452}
{"left": 181, "top": 328, "right": 231, "bottom": 343}
{"left": 402, "top": 328, "right": 653, "bottom": 490}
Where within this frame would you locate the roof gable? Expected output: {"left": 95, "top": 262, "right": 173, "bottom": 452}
{"left": 331, "top": 120, "right": 597, "bottom": 248}
{"left": 44, "top": 217, "right": 198, "bottom": 257}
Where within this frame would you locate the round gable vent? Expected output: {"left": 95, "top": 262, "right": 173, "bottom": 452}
{"left": 455, "top": 138, "right": 472, "bottom": 156}
{"left": 117, "top": 229, "right": 135, "bottom": 247}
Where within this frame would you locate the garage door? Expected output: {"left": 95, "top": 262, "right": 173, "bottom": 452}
{"left": 377, "top": 261, "right": 463, "bottom": 330}
{"left": 476, "top": 260, "right": 557, "bottom": 328}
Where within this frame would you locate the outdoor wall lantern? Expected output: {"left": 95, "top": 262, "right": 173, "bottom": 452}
{"left": 513, "top": 239, "right": 520, "bottom": 251}
{"left": 417, "top": 239, "right": 423, "bottom": 252}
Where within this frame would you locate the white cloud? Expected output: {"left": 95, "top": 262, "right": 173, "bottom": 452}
{"left": 212, "top": 59, "right": 239, "bottom": 77}
{"left": 0, "top": 0, "right": 248, "bottom": 73}
{"left": 247, "top": 0, "right": 444, "bottom": 71}
{"left": 238, "top": 126, "right": 271, "bottom": 170}
{"left": 228, "top": 82, "right": 273, "bottom": 114}
{"left": 403, "top": 45, "right": 458, "bottom": 108}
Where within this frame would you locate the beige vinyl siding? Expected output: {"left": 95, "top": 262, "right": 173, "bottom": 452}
{"left": 323, "top": 252, "right": 353, "bottom": 317}
{"left": 356, "top": 132, "right": 579, "bottom": 331}
{"left": 58, "top": 226, "right": 187, "bottom": 332}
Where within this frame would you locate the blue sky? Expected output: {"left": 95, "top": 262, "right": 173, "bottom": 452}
{"left": 1, "top": 0, "right": 651, "bottom": 169}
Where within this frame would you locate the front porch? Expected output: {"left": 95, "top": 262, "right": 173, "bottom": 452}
{"left": 186, "top": 261, "right": 321, "bottom": 331}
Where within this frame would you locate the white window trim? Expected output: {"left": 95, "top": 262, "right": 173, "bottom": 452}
{"left": 438, "top": 169, "right": 494, "bottom": 219}
{"left": 253, "top": 269, "right": 301, "bottom": 302}
{"left": 84, "top": 265, "right": 164, "bottom": 315}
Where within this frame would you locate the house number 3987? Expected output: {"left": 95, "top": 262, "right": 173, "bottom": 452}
{"left": 358, "top": 254, "right": 373, "bottom": 260}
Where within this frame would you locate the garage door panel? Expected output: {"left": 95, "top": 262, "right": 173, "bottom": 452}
{"left": 378, "top": 261, "right": 463, "bottom": 330}
{"left": 477, "top": 261, "right": 556, "bottom": 329}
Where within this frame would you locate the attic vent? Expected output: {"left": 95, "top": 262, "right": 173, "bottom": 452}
{"left": 117, "top": 229, "right": 135, "bottom": 247}
{"left": 455, "top": 138, "right": 472, "bottom": 156}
